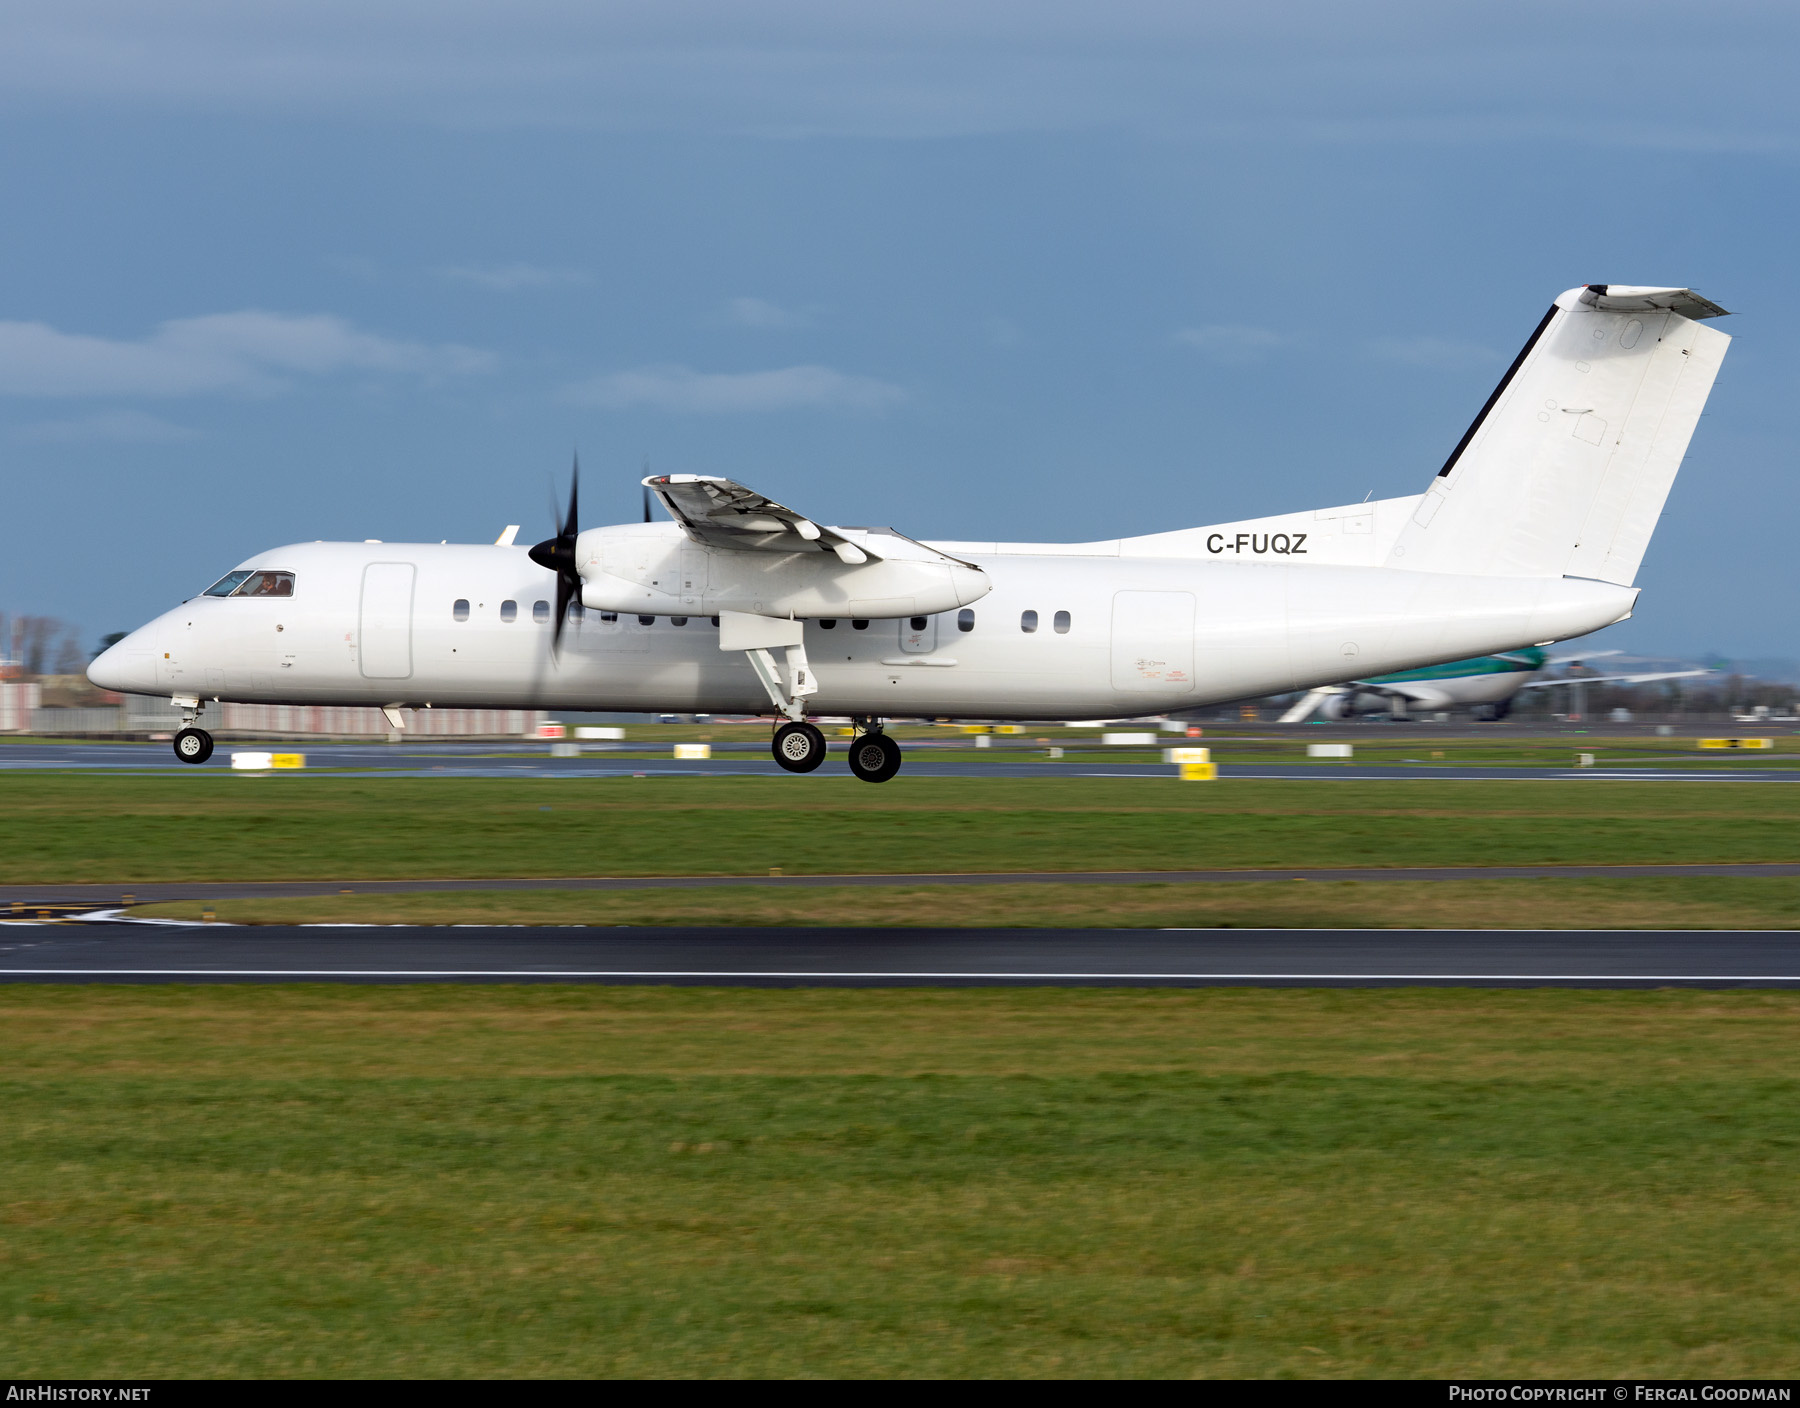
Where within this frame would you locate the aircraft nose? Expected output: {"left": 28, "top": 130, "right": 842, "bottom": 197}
{"left": 87, "top": 629, "right": 159, "bottom": 694}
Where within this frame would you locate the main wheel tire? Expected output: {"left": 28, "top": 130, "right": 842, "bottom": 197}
{"left": 173, "top": 727, "right": 214, "bottom": 765}
{"left": 846, "top": 731, "right": 902, "bottom": 783}
{"left": 771, "top": 721, "right": 826, "bottom": 773}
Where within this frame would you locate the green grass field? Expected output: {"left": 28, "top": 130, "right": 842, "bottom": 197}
{"left": 4, "top": 985, "right": 1799, "bottom": 1378}
{"left": 7, "top": 775, "right": 1800, "bottom": 884}
{"left": 8, "top": 773, "right": 1800, "bottom": 1376}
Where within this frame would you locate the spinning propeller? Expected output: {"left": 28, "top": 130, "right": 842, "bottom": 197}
{"left": 528, "top": 456, "right": 582, "bottom": 654}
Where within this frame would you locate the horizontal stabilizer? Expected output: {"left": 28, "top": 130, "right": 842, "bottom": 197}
{"left": 1580, "top": 285, "right": 1729, "bottom": 321}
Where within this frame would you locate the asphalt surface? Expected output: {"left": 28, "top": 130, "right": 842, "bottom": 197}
{"left": 1, "top": 922, "right": 1797, "bottom": 986}
{"left": 9, "top": 861, "right": 1800, "bottom": 908}
{"left": 4, "top": 739, "right": 1796, "bottom": 782}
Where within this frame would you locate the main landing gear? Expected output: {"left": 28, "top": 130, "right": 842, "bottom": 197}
{"left": 846, "top": 725, "right": 902, "bottom": 784}
{"left": 768, "top": 718, "right": 904, "bottom": 782}
{"left": 173, "top": 727, "right": 214, "bottom": 765}
{"left": 772, "top": 721, "right": 827, "bottom": 773}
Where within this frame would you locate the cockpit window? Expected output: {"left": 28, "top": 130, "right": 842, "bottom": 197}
{"left": 202, "top": 570, "right": 295, "bottom": 598}
{"left": 203, "top": 571, "right": 252, "bottom": 597}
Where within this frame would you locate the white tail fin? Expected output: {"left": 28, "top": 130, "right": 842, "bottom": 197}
{"left": 1387, "top": 285, "right": 1730, "bottom": 584}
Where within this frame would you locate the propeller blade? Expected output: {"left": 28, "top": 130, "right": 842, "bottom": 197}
{"left": 531, "top": 453, "right": 585, "bottom": 660}
{"left": 552, "top": 572, "right": 574, "bottom": 655}
{"left": 643, "top": 485, "right": 653, "bottom": 523}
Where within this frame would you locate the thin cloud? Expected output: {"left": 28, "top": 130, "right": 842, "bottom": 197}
{"left": 565, "top": 363, "right": 906, "bottom": 414}
{"left": 0, "top": 311, "right": 494, "bottom": 397}
{"left": 437, "top": 263, "right": 591, "bottom": 291}
{"left": 14, "top": 409, "right": 201, "bottom": 442}
{"left": 1366, "top": 336, "right": 1502, "bottom": 369}
{"left": 721, "top": 296, "right": 813, "bottom": 329}
{"left": 0, "top": 4, "right": 1785, "bottom": 152}
{"left": 1174, "top": 324, "right": 1289, "bottom": 365}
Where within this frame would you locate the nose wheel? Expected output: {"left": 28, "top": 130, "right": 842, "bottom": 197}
{"left": 771, "top": 721, "right": 827, "bottom": 773}
{"left": 173, "top": 727, "right": 214, "bottom": 765}
{"left": 847, "top": 730, "right": 902, "bottom": 784}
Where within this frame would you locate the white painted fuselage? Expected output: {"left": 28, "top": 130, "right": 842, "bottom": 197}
{"left": 90, "top": 528, "right": 1637, "bottom": 720}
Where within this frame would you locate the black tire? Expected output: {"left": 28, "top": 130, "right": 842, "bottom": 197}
{"left": 772, "top": 721, "right": 826, "bottom": 773}
{"left": 847, "top": 731, "right": 902, "bottom": 783}
{"left": 173, "top": 727, "right": 214, "bottom": 765}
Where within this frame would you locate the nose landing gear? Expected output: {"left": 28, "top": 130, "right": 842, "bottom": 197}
{"left": 169, "top": 693, "right": 214, "bottom": 764}
{"left": 173, "top": 727, "right": 214, "bottom": 765}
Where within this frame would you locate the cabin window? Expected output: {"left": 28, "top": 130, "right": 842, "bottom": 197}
{"left": 532, "top": 600, "right": 550, "bottom": 624}
{"left": 500, "top": 600, "right": 518, "bottom": 623}
{"left": 852, "top": 620, "right": 869, "bottom": 631}
{"left": 710, "top": 616, "right": 720, "bottom": 627}
{"left": 453, "top": 599, "right": 470, "bottom": 622}
{"left": 638, "top": 615, "right": 655, "bottom": 626}
{"left": 820, "top": 619, "right": 837, "bottom": 629}
{"left": 569, "top": 603, "right": 584, "bottom": 621}
{"left": 600, "top": 611, "right": 618, "bottom": 622}
{"left": 1021, "top": 610, "right": 1038, "bottom": 633}
{"left": 671, "top": 616, "right": 688, "bottom": 626}
{"left": 957, "top": 608, "right": 975, "bottom": 632}
{"left": 1054, "top": 610, "right": 1071, "bottom": 634}
{"left": 204, "top": 570, "right": 294, "bottom": 598}
{"left": 910, "top": 617, "right": 928, "bottom": 631}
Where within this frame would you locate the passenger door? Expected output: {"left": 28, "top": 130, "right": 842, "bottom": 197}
{"left": 358, "top": 563, "right": 416, "bottom": 679}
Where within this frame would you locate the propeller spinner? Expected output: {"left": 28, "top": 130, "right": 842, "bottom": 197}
{"left": 528, "top": 457, "right": 581, "bottom": 653}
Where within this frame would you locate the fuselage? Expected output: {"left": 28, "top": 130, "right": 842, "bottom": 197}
{"left": 1358, "top": 648, "right": 1549, "bottom": 708}
{"left": 90, "top": 530, "right": 1638, "bottom": 720}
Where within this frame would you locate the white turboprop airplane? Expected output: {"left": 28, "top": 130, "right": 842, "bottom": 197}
{"left": 1277, "top": 647, "right": 1707, "bottom": 722}
{"left": 89, "top": 283, "right": 1730, "bottom": 783}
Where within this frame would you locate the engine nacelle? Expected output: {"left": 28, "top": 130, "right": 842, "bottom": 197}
{"left": 576, "top": 523, "right": 990, "bottom": 619}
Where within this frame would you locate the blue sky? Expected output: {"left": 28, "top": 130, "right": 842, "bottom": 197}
{"left": 2, "top": 1, "right": 1796, "bottom": 662}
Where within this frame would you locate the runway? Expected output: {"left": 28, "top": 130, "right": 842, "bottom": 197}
{"left": 2, "top": 922, "right": 1797, "bottom": 986}
{"left": 3, "top": 739, "right": 1795, "bottom": 783}
{"left": 9, "top": 860, "right": 1800, "bottom": 908}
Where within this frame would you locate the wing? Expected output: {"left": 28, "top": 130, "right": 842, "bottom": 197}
{"left": 646, "top": 475, "right": 873, "bottom": 565}
{"left": 1543, "top": 649, "right": 1621, "bottom": 666}
{"left": 1518, "top": 669, "right": 1707, "bottom": 690}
